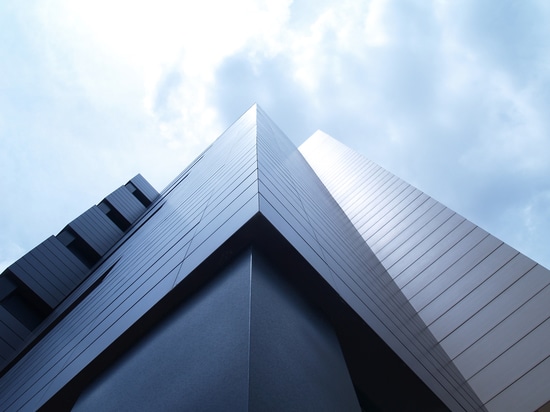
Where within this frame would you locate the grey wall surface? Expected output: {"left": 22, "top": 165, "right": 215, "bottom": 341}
{"left": 104, "top": 186, "right": 146, "bottom": 226}
{"left": 127, "top": 174, "right": 159, "bottom": 205}
{"left": 73, "top": 251, "right": 252, "bottom": 412}
{"left": 300, "top": 130, "right": 550, "bottom": 412}
{"left": 74, "top": 250, "right": 360, "bottom": 412}
{"left": 6, "top": 236, "right": 89, "bottom": 309}
{"left": 256, "top": 109, "right": 482, "bottom": 411}
{"left": 248, "top": 250, "right": 360, "bottom": 412}
{"left": 63, "top": 206, "right": 124, "bottom": 258}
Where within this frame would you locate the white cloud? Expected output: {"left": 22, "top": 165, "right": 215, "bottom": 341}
{"left": 27, "top": 0, "right": 293, "bottom": 146}
{"left": 212, "top": 0, "right": 550, "bottom": 268}
{"left": 364, "top": 0, "right": 390, "bottom": 46}
{"left": 1, "top": 0, "right": 549, "bottom": 271}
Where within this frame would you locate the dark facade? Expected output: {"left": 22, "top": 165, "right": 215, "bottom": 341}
{"left": 0, "top": 105, "right": 549, "bottom": 411}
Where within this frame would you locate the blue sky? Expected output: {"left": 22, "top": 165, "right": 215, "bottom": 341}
{"left": 1, "top": 0, "right": 549, "bottom": 271}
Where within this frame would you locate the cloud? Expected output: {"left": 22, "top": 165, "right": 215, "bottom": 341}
{"left": 446, "top": 0, "right": 549, "bottom": 82}
{"left": 213, "top": 52, "right": 314, "bottom": 141}
{"left": 1, "top": 0, "right": 549, "bottom": 271}
{"left": 0, "top": 0, "right": 295, "bottom": 266}
{"left": 209, "top": 0, "right": 550, "bottom": 267}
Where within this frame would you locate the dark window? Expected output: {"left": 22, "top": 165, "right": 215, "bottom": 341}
{"left": 126, "top": 182, "right": 152, "bottom": 207}
{"left": 1, "top": 285, "right": 47, "bottom": 330}
{"left": 0, "top": 275, "right": 17, "bottom": 301}
{"left": 99, "top": 200, "right": 131, "bottom": 231}
{"left": 57, "top": 228, "right": 100, "bottom": 268}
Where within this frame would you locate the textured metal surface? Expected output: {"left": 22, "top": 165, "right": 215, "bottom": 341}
{"left": 73, "top": 251, "right": 252, "bottom": 411}
{"left": 65, "top": 206, "right": 124, "bottom": 257}
{"left": 0, "top": 106, "right": 469, "bottom": 410}
{"left": 300, "top": 130, "right": 550, "bottom": 412}
{"left": 248, "top": 250, "right": 361, "bottom": 412}
{"left": 74, "top": 250, "right": 360, "bottom": 411}
{"left": 255, "top": 109, "right": 480, "bottom": 411}
{"left": 6, "top": 236, "right": 89, "bottom": 309}
{"left": 0, "top": 175, "right": 159, "bottom": 379}
{"left": 104, "top": 186, "right": 146, "bottom": 225}
{"left": 0, "top": 307, "right": 30, "bottom": 363}
{"left": 128, "top": 173, "right": 158, "bottom": 205}
{"left": 2, "top": 106, "right": 547, "bottom": 411}
{"left": 0, "top": 107, "right": 260, "bottom": 411}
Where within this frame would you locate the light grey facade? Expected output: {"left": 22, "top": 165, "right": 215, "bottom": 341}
{"left": 300, "top": 131, "right": 550, "bottom": 412}
{"left": 0, "top": 105, "right": 548, "bottom": 411}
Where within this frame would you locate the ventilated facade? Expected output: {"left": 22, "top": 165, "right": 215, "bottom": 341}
{"left": 0, "top": 106, "right": 548, "bottom": 411}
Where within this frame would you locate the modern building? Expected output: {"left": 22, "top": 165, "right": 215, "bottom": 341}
{"left": 0, "top": 105, "right": 549, "bottom": 411}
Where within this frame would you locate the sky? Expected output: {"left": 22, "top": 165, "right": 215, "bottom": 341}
{"left": 1, "top": 0, "right": 549, "bottom": 272}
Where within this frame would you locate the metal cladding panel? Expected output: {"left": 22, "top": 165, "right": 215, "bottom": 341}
{"left": 1, "top": 106, "right": 458, "bottom": 410}
{"left": 371, "top": 199, "right": 444, "bottom": 258}
{"left": 353, "top": 181, "right": 412, "bottom": 230}
{"left": 6, "top": 236, "right": 89, "bottom": 308}
{"left": 388, "top": 214, "right": 469, "bottom": 284}
{"left": 411, "top": 233, "right": 500, "bottom": 311}
{"left": 432, "top": 253, "right": 537, "bottom": 344}
{"left": 248, "top": 251, "right": 361, "bottom": 412}
{"left": 455, "top": 283, "right": 550, "bottom": 379}
{"left": 300, "top": 130, "right": 550, "bottom": 412}
{"left": 8, "top": 262, "right": 59, "bottom": 309}
{"left": 41, "top": 236, "right": 90, "bottom": 284}
{"left": 105, "top": 186, "right": 146, "bottom": 224}
{"left": 360, "top": 189, "right": 427, "bottom": 243}
{"left": 72, "top": 249, "right": 360, "bottom": 412}
{"left": 68, "top": 206, "right": 124, "bottom": 256}
{"left": 378, "top": 206, "right": 457, "bottom": 267}
{"left": 0, "top": 308, "right": 30, "bottom": 363}
{"left": 0, "top": 307, "right": 29, "bottom": 342}
{"left": 0, "top": 105, "right": 259, "bottom": 411}
{"left": 4, "top": 106, "right": 548, "bottom": 411}
{"left": 439, "top": 259, "right": 547, "bottom": 358}
{"left": 72, "top": 251, "right": 252, "bottom": 412}
{"left": 0, "top": 321, "right": 20, "bottom": 352}
{"left": 256, "top": 110, "right": 483, "bottom": 411}
{"left": 401, "top": 224, "right": 486, "bottom": 298}
{"left": 419, "top": 242, "right": 517, "bottom": 326}
{"left": 467, "top": 315, "right": 550, "bottom": 403}
{"left": 128, "top": 173, "right": 159, "bottom": 204}
{"left": 486, "top": 355, "right": 550, "bottom": 412}
{"left": 0, "top": 339, "right": 13, "bottom": 364}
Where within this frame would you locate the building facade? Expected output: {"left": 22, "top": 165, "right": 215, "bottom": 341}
{"left": 0, "top": 105, "right": 549, "bottom": 411}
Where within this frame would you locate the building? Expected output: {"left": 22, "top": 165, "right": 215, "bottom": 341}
{"left": 0, "top": 105, "right": 549, "bottom": 411}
